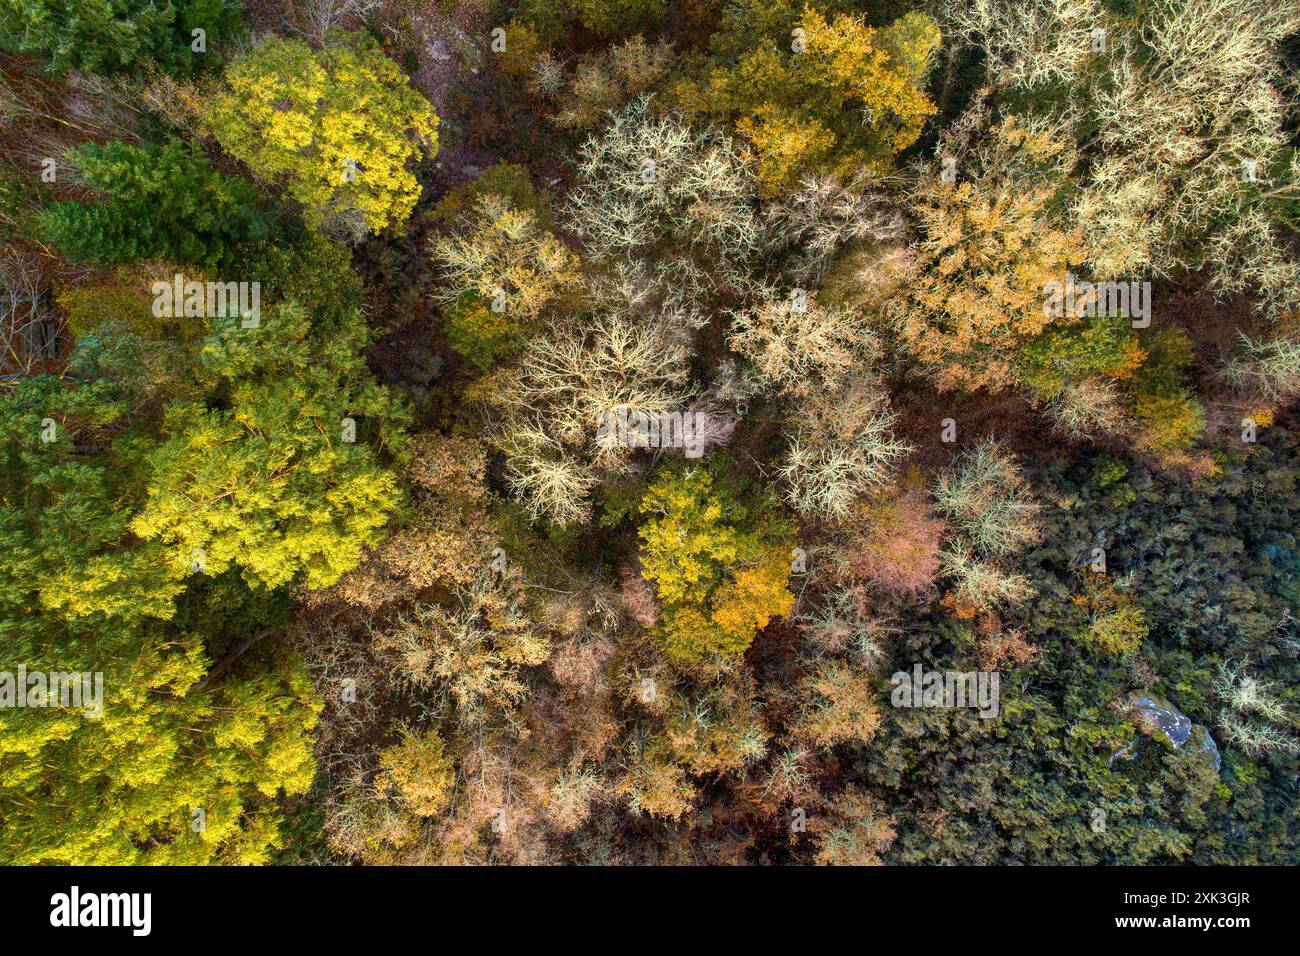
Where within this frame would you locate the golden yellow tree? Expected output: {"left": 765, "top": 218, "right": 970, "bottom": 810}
{"left": 676, "top": 3, "right": 940, "bottom": 193}
{"left": 638, "top": 462, "right": 795, "bottom": 665}
{"left": 892, "top": 114, "right": 1085, "bottom": 393}
{"left": 211, "top": 31, "right": 438, "bottom": 235}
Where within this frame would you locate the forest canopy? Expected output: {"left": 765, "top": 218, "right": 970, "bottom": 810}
{"left": 1, "top": 0, "right": 1298, "bottom": 868}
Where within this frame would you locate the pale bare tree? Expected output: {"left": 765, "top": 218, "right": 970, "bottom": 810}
{"left": 948, "top": 0, "right": 1300, "bottom": 316}
{"left": 488, "top": 312, "right": 694, "bottom": 525}
{"left": 565, "top": 98, "right": 762, "bottom": 304}
{"left": 728, "top": 290, "right": 880, "bottom": 398}
{"left": 779, "top": 379, "right": 912, "bottom": 520}
{"left": 0, "top": 246, "right": 60, "bottom": 383}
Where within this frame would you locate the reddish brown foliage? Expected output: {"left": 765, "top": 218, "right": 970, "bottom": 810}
{"left": 840, "top": 473, "right": 944, "bottom": 597}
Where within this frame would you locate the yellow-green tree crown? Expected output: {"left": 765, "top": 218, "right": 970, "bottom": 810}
{"left": 211, "top": 30, "right": 439, "bottom": 235}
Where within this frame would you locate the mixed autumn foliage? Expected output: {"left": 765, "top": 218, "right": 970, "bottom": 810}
{"left": 1, "top": 0, "right": 1299, "bottom": 865}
